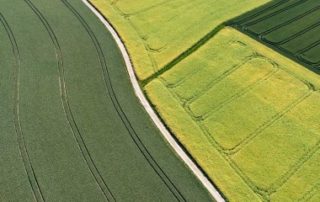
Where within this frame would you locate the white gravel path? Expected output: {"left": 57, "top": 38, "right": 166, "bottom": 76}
{"left": 82, "top": 1, "right": 225, "bottom": 201}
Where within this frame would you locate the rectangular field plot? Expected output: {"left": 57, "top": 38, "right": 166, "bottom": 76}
{"left": 145, "top": 28, "right": 320, "bottom": 201}
{"left": 230, "top": 0, "right": 320, "bottom": 74}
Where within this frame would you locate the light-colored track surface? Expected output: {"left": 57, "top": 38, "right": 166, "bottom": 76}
{"left": 81, "top": 1, "right": 225, "bottom": 201}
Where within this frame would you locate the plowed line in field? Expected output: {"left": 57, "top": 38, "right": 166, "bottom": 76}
{"left": 259, "top": 6, "right": 320, "bottom": 36}
{"left": 269, "top": 131, "right": 320, "bottom": 193}
{"left": 265, "top": 21, "right": 320, "bottom": 45}
{"left": 297, "top": 39, "right": 320, "bottom": 55}
{"left": 0, "top": 13, "right": 45, "bottom": 202}
{"left": 231, "top": 0, "right": 289, "bottom": 25}
{"left": 111, "top": 3, "right": 159, "bottom": 73}
{"left": 62, "top": 1, "right": 186, "bottom": 201}
{"left": 117, "top": 0, "right": 173, "bottom": 16}
{"left": 243, "top": 0, "right": 309, "bottom": 27}
{"left": 141, "top": 23, "right": 225, "bottom": 86}
{"left": 195, "top": 65, "right": 279, "bottom": 120}
{"left": 197, "top": 123, "right": 268, "bottom": 200}
{"left": 183, "top": 56, "right": 255, "bottom": 105}
{"left": 297, "top": 40, "right": 320, "bottom": 65}
{"left": 298, "top": 55, "right": 320, "bottom": 67}
{"left": 24, "top": 0, "right": 115, "bottom": 201}
{"left": 227, "top": 90, "right": 312, "bottom": 155}
{"left": 298, "top": 181, "right": 320, "bottom": 201}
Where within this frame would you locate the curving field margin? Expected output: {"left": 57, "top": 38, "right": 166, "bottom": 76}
{"left": 81, "top": 0, "right": 225, "bottom": 201}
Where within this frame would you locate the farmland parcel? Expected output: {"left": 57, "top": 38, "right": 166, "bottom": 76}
{"left": 231, "top": 0, "right": 320, "bottom": 74}
{"left": 91, "top": 0, "right": 320, "bottom": 201}
{"left": 0, "top": 0, "right": 212, "bottom": 201}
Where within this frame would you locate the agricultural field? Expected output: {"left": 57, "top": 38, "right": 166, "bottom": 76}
{"left": 230, "top": 0, "right": 320, "bottom": 74}
{"left": 90, "top": 0, "right": 270, "bottom": 80}
{"left": 0, "top": 0, "right": 212, "bottom": 201}
{"left": 92, "top": 0, "right": 320, "bottom": 201}
{"left": 146, "top": 28, "right": 320, "bottom": 201}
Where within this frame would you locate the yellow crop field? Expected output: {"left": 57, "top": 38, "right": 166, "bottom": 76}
{"left": 90, "top": 0, "right": 269, "bottom": 80}
{"left": 145, "top": 28, "right": 320, "bottom": 201}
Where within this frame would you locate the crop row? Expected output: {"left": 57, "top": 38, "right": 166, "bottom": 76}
{"left": 231, "top": 0, "right": 320, "bottom": 71}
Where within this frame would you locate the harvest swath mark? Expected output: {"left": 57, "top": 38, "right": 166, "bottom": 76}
{"left": 62, "top": 1, "right": 186, "bottom": 201}
{"left": 0, "top": 13, "right": 44, "bottom": 202}
{"left": 24, "top": 0, "right": 115, "bottom": 201}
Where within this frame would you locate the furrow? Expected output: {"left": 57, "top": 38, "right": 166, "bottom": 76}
{"left": 0, "top": 13, "right": 45, "bottom": 202}
{"left": 24, "top": 0, "right": 115, "bottom": 201}
{"left": 61, "top": 1, "right": 186, "bottom": 201}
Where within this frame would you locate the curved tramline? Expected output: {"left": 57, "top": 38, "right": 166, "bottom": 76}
{"left": 61, "top": 0, "right": 185, "bottom": 201}
{"left": 0, "top": 0, "right": 212, "bottom": 201}
{"left": 0, "top": 13, "right": 44, "bottom": 202}
{"left": 24, "top": 0, "right": 115, "bottom": 200}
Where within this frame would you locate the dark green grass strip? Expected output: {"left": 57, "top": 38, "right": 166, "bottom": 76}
{"left": 0, "top": 13, "right": 45, "bottom": 202}
{"left": 24, "top": 0, "right": 115, "bottom": 201}
{"left": 62, "top": 1, "right": 186, "bottom": 201}
{"left": 141, "top": 1, "right": 290, "bottom": 86}
{"left": 141, "top": 24, "right": 225, "bottom": 86}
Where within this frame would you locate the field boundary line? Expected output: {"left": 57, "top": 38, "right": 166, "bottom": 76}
{"left": 82, "top": 0, "right": 225, "bottom": 201}
{"left": 183, "top": 55, "right": 254, "bottom": 105}
{"left": 0, "top": 13, "right": 45, "bottom": 202}
{"left": 227, "top": 90, "right": 312, "bottom": 155}
{"left": 196, "top": 63, "right": 279, "bottom": 120}
{"left": 141, "top": 23, "right": 225, "bottom": 86}
{"left": 24, "top": 0, "right": 115, "bottom": 200}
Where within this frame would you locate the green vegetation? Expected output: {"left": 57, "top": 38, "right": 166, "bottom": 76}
{"left": 0, "top": 0, "right": 212, "bottom": 201}
{"left": 230, "top": 0, "right": 320, "bottom": 74}
{"left": 145, "top": 27, "right": 320, "bottom": 201}
{"left": 91, "top": 0, "right": 320, "bottom": 201}
{"left": 90, "top": 0, "right": 269, "bottom": 80}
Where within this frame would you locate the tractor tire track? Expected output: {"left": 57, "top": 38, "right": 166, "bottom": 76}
{"left": 0, "top": 13, "right": 45, "bottom": 202}
{"left": 227, "top": 90, "right": 313, "bottom": 155}
{"left": 24, "top": 0, "right": 115, "bottom": 201}
{"left": 230, "top": 0, "right": 289, "bottom": 25}
{"left": 243, "top": 0, "right": 309, "bottom": 27}
{"left": 263, "top": 21, "right": 320, "bottom": 45}
{"left": 61, "top": 0, "right": 186, "bottom": 201}
{"left": 194, "top": 65, "right": 279, "bottom": 120}
{"left": 259, "top": 5, "right": 320, "bottom": 36}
